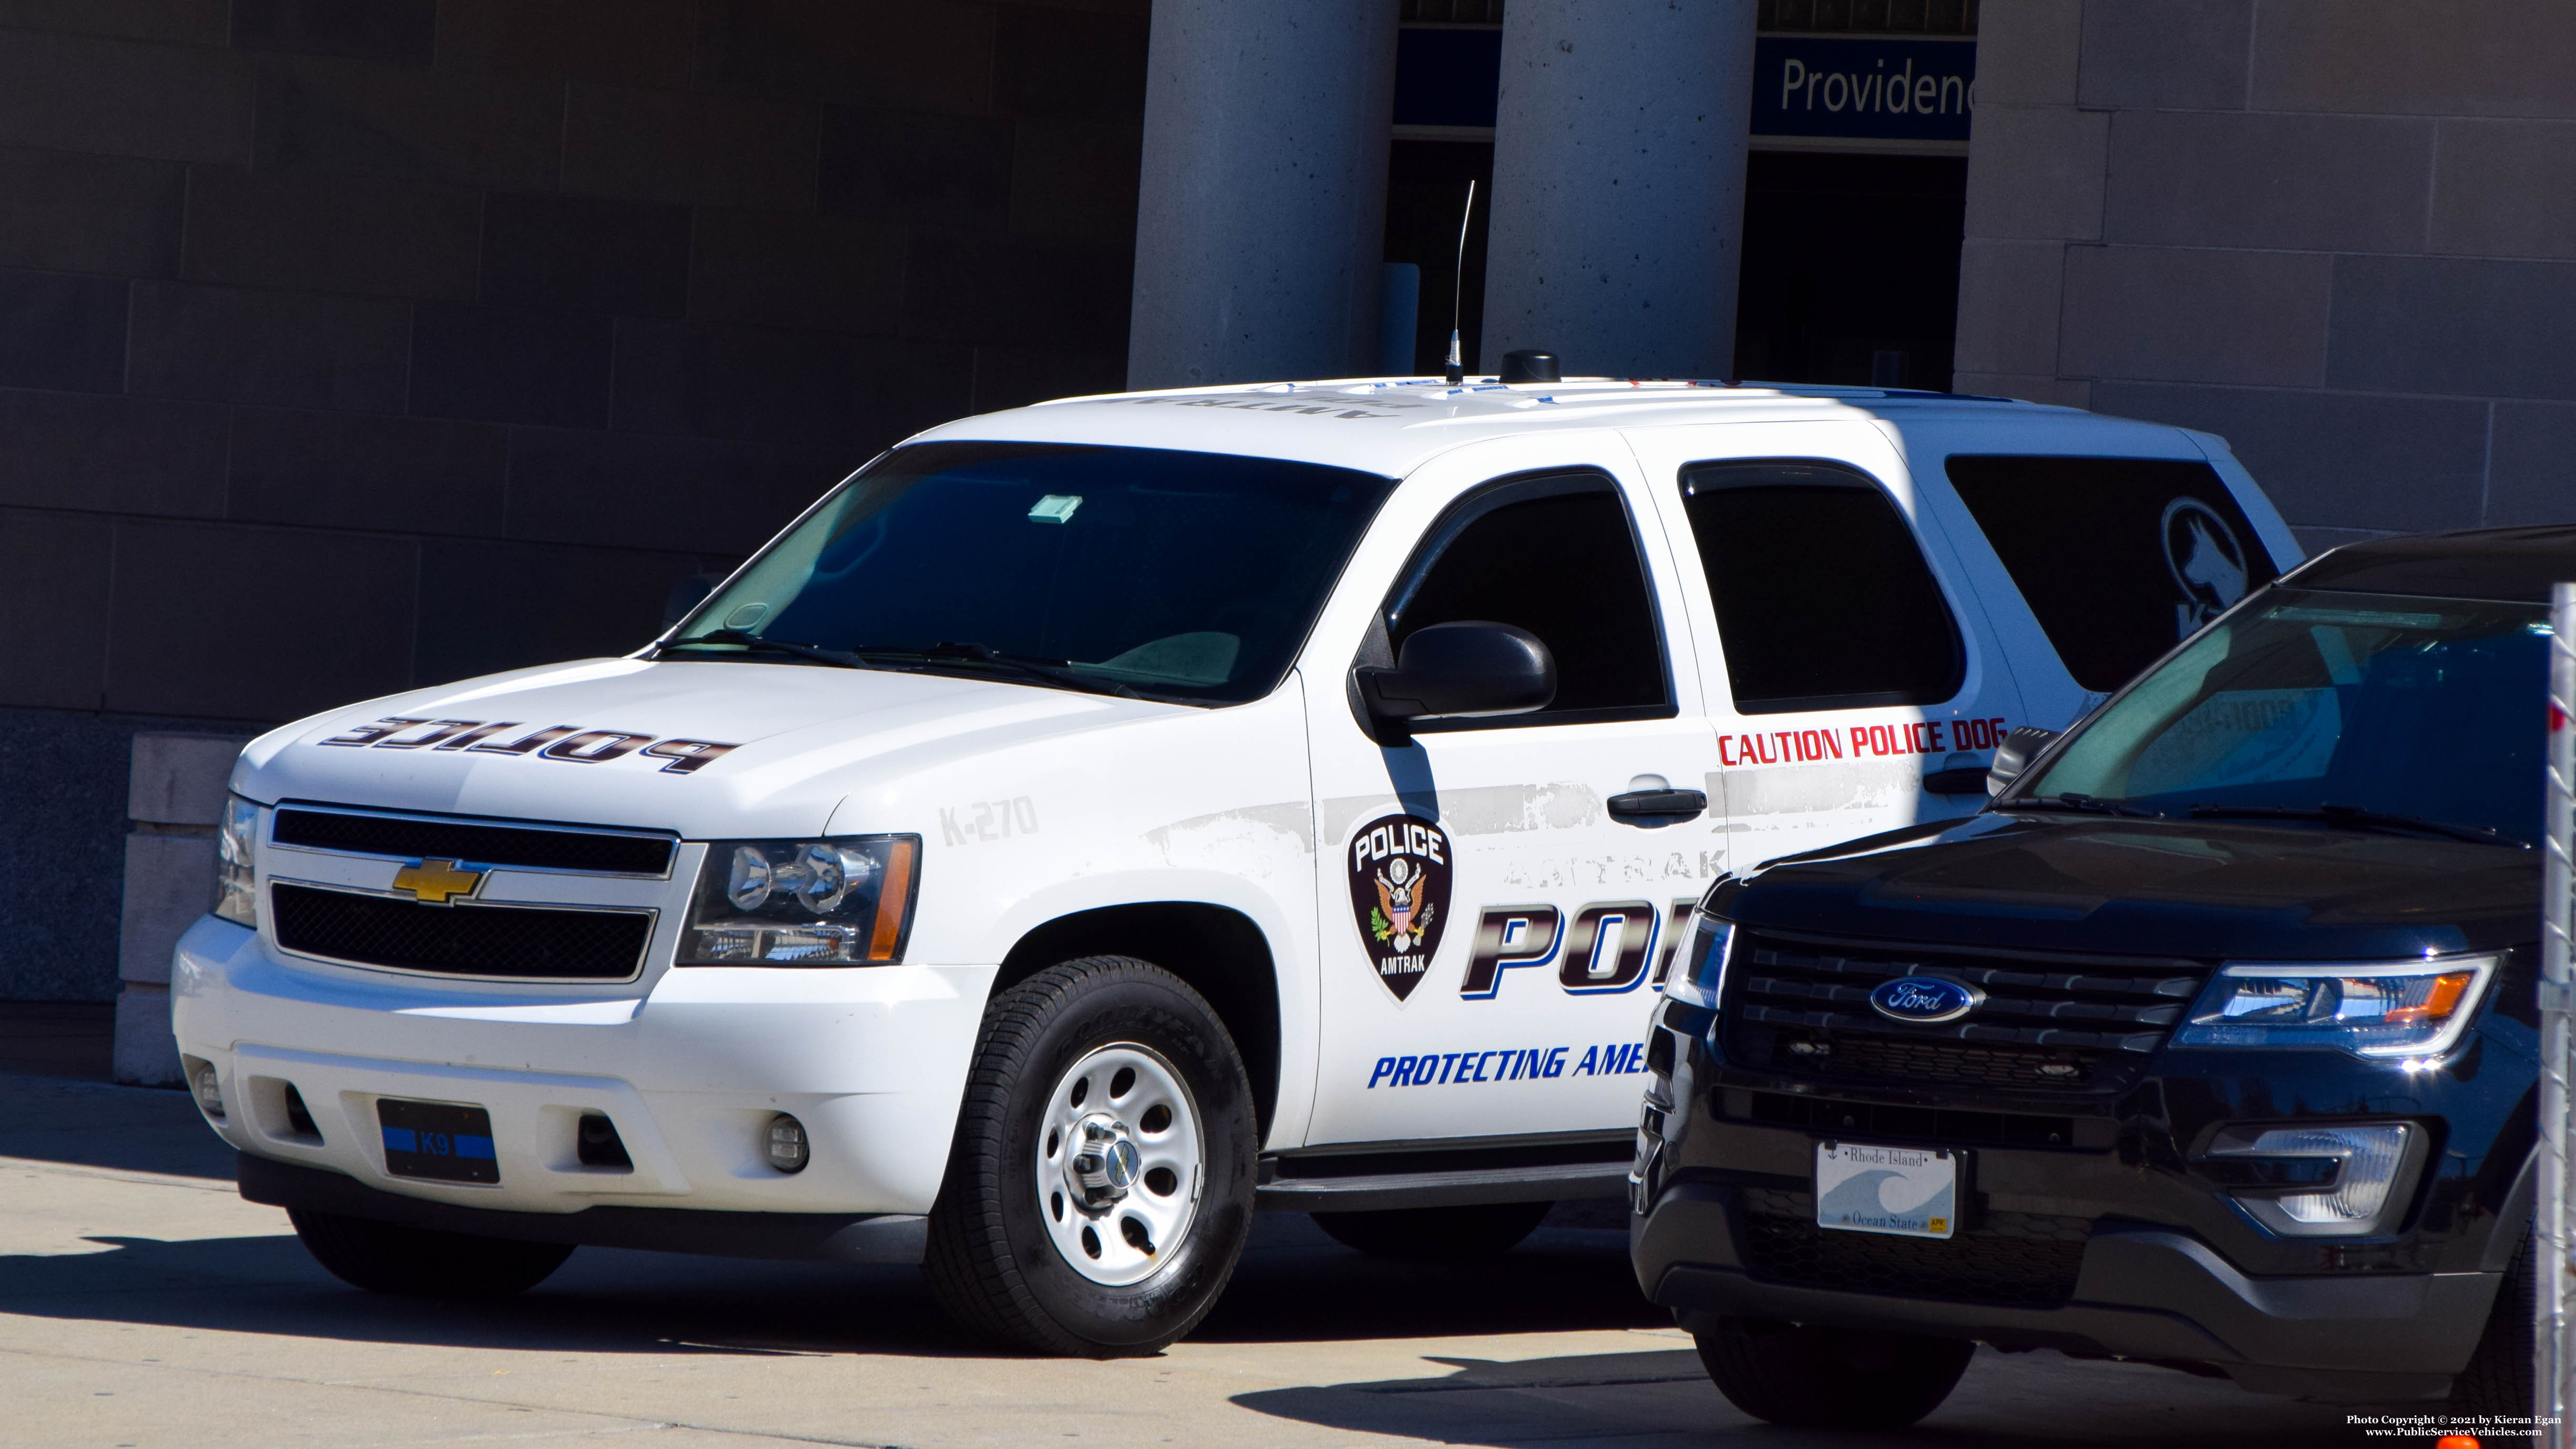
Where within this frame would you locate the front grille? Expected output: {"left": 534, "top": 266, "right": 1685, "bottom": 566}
{"left": 1838, "top": 1037, "right": 2098, "bottom": 1090}
{"left": 1725, "top": 929, "right": 2208, "bottom": 1094}
{"left": 1746, "top": 1091, "right": 2080, "bottom": 1149}
{"left": 1738, "top": 1189, "right": 2090, "bottom": 1309}
{"left": 271, "top": 884, "right": 652, "bottom": 980}
{"left": 273, "top": 807, "right": 674, "bottom": 876}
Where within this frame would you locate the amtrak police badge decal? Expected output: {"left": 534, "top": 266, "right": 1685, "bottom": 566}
{"left": 1347, "top": 814, "right": 1453, "bottom": 1002}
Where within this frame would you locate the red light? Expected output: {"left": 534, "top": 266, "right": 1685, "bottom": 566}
{"left": 2437, "top": 1435, "right": 2481, "bottom": 1449}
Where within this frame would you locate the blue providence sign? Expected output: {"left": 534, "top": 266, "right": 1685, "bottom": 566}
{"left": 1749, "top": 36, "right": 1975, "bottom": 145}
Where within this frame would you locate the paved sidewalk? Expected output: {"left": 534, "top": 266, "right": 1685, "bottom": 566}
{"left": 1, "top": 1071, "right": 2389, "bottom": 1447}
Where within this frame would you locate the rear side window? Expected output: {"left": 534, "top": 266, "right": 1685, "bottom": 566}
{"left": 1945, "top": 455, "right": 2279, "bottom": 693}
{"left": 1390, "top": 475, "right": 1670, "bottom": 721}
{"left": 1680, "top": 461, "right": 1963, "bottom": 714}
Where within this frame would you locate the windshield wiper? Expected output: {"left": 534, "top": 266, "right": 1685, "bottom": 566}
{"left": 2003, "top": 793, "right": 2168, "bottom": 818}
{"left": 848, "top": 642, "right": 1140, "bottom": 699}
{"left": 2185, "top": 803, "right": 2523, "bottom": 848}
{"left": 661, "top": 629, "right": 869, "bottom": 670}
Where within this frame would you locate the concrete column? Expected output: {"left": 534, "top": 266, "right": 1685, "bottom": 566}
{"left": 1126, "top": 1, "right": 1402, "bottom": 390}
{"left": 1482, "top": 0, "right": 1757, "bottom": 379}
{"left": 115, "top": 733, "right": 249, "bottom": 1086}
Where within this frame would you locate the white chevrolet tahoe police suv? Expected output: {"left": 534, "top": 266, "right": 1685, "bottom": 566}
{"left": 173, "top": 376, "right": 2299, "bottom": 1356}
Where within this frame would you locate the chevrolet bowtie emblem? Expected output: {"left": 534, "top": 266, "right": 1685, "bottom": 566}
{"left": 391, "top": 858, "right": 484, "bottom": 905}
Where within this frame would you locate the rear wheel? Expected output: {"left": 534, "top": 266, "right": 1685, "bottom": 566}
{"left": 2451, "top": 1220, "right": 2535, "bottom": 1415}
{"left": 1695, "top": 1316, "right": 1973, "bottom": 1429}
{"left": 1312, "top": 1200, "right": 1553, "bottom": 1261}
{"left": 288, "top": 1209, "right": 574, "bottom": 1299}
{"left": 925, "top": 956, "right": 1257, "bottom": 1357}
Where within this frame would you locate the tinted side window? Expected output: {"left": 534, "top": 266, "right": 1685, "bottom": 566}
{"left": 1945, "top": 455, "right": 2279, "bottom": 693}
{"left": 1680, "top": 461, "right": 1963, "bottom": 714}
{"left": 1391, "top": 481, "right": 1669, "bottom": 717}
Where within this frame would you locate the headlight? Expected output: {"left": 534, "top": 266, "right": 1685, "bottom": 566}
{"left": 214, "top": 795, "right": 259, "bottom": 928}
{"left": 1662, "top": 907, "right": 1735, "bottom": 1010}
{"left": 678, "top": 835, "right": 919, "bottom": 966}
{"left": 2203, "top": 1122, "right": 2420, "bottom": 1237}
{"left": 2171, "top": 954, "right": 2496, "bottom": 1059}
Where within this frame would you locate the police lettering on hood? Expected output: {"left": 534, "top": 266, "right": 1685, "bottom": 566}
{"left": 1346, "top": 813, "right": 1452, "bottom": 1002}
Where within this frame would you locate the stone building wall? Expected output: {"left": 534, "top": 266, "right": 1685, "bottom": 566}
{"left": 0, "top": 0, "right": 1145, "bottom": 1002}
{"left": 1955, "top": 0, "right": 2576, "bottom": 553}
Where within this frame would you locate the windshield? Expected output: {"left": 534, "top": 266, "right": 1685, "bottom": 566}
{"left": 667, "top": 441, "right": 1397, "bottom": 704}
{"left": 2014, "top": 587, "right": 2548, "bottom": 844}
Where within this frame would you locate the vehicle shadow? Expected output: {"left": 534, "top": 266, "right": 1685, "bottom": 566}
{"left": 0, "top": 1229, "right": 990, "bottom": 1357}
{"left": 1232, "top": 1349, "right": 1714, "bottom": 1447}
{"left": 0, "top": 1207, "right": 1657, "bottom": 1357}
{"left": 1230, "top": 1346, "right": 2385, "bottom": 1448}
{"left": 0, "top": 1070, "right": 236, "bottom": 1181}
{"left": 1197, "top": 1207, "right": 1664, "bottom": 1343}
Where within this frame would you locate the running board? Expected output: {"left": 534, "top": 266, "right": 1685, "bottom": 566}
{"left": 1255, "top": 1132, "right": 1632, "bottom": 1212}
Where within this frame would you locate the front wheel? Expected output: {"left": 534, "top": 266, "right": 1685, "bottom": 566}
{"left": 289, "top": 1209, "right": 574, "bottom": 1299}
{"left": 1695, "top": 1317, "right": 1973, "bottom": 1429}
{"left": 925, "top": 956, "right": 1257, "bottom": 1357}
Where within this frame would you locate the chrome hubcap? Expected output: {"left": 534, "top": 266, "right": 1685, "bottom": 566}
{"left": 1035, "top": 1042, "right": 1203, "bottom": 1287}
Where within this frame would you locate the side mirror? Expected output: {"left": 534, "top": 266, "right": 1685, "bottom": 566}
{"left": 1985, "top": 725, "right": 2061, "bottom": 798}
{"left": 1357, "top": 621, "right": 1556, "bottom": 733}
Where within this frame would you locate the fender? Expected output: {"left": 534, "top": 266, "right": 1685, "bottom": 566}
{"left": 972, "top": 867, "right": 1320, "bottom": 1151}
{"left": 2485, "top": 1143, "right": 2537, "bottom": 1273}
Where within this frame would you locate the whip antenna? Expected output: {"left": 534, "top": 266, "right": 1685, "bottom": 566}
{"left": 1445, "top": 179, "right": 1475, "bottom": 386}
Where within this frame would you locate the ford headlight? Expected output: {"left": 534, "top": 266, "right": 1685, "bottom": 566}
{"left": 214, "top": 795, "right": 260, "bottom": 928}
{"left": 678, "top": 835, "right": 920, "bottom": 966}
{"left": 2171, "top": 954, "right": 2496, "bottom": 1059}
{"left": 1662, "top": 906, "right": 1735, "bottom": 1010}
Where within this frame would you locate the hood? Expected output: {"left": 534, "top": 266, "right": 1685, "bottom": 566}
{"left": 235, "top": 657, "right": 1179, "bottom": 838}
{"left": 1720, "top": 812, "right": 2538, "bottom": 960}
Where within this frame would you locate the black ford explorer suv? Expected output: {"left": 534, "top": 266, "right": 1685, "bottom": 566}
{"left": 1631, "top": 526, "right": 2560, "bottom": 1430}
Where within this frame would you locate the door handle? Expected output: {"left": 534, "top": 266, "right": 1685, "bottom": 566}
{"left": 1607, "top": 788, "right": 1707, "bottom": 825}
{"left": 1922, "top": 767, "right": 1991, "bottom": 796}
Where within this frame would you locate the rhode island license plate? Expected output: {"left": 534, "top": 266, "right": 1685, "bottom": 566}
{"left": 377, "top": 1098, "right": 499, "bottom": 1184}
{"left": 1815, "top": 1141, "right": 1956, "bottom": 1239}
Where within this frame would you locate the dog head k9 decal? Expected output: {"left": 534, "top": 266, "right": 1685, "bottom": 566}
{"left": 2163, "top": 498, "right": 2249, "bottom": 639}
{"left": 1346, "top": 813, "right": 1453, "bottom": 1003}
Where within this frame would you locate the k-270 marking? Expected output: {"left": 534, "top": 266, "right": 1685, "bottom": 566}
{"left": 941, "top": 796, "right": 1039, "bottom": 846}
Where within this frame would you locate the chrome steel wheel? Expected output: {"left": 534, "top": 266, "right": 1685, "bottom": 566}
{"left": 1033, "top": 1041, "right": 1203, "bottom": 1287}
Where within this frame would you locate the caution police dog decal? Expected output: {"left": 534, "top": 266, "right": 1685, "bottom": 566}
{"left": 1346, "top": 814, "right": 1453, "bottom": 1002}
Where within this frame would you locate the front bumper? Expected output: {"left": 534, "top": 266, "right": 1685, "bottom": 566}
{"left": 238, "top": 1154, "right": 929, "bottom": 1263}
{"left": 1634, "top": 1179, "right": 2490, "bottom": 1402}
{"left": 172, "top": 914, "right": 997, "bottom": 1223}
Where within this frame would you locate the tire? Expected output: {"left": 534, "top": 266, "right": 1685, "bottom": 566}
{"left": 288, "top": 1209, "right": 574, "bottom": 1299}
{"left": 2452, "top": 1219, "right": 2536, "bottom": 1415}
{"left": 1312, "top": 1200, "right": 1553, "bottom": 1261}
{"left": 1695, "top": 1317, "right": 1974, "bottom": 1430}
{"left": 925, "top": 956, "right": 1258, "bottom": 1357}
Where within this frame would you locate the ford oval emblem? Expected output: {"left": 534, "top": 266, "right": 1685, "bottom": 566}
{"left": 1869, "top": 975, "right": 1984, "bottom": 1025}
